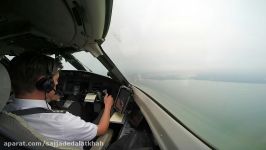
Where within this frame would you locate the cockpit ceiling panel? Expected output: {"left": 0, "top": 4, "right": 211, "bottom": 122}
{"left": 0, "top": 0, "right": 108, "bottom": 51}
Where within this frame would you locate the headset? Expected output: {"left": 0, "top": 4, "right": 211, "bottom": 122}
{"left": 35, "top": 60, "right": 55, "bottom": 93}
{"left": 35, "top": 58, "right": 63, "bottom": 97}
{"left": 34, "top": 60, "right": 57, "bottom": 110}
{"left": 35, "top": 75, "right": 54, "bottom": 93}
{"left": 35, "top": 57, "right": 64, "bottom": 98}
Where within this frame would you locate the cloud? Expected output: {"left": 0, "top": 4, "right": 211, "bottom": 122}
{"left": 102, "top": 0, "right": 266, "bottom": 81}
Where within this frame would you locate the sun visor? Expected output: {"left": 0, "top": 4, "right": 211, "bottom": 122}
{"left": 80, "top": 0, "right": 106, "bottom": 40}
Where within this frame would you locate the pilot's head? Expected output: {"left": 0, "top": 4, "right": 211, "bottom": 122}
{"left": 10, "top": 52, "right": 63, "bottom": 101}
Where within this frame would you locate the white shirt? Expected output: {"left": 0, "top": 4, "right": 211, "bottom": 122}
{"left": 4, "top": 98, "right": 98, "bottom": 143}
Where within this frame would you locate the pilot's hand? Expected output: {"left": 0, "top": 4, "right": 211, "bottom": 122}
{"left": 104, "top": 94, "right": 113, "bottom": 109}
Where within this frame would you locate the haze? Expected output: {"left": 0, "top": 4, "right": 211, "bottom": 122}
{"left": 102, "top": 0, "right": 266, "bottom": 83}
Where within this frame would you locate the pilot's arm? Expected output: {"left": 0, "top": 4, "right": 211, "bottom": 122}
{"left": 97, "top": 94, "right": 113, "bottom": 136}
{"left": 58, "top": 95, "right": 113, "bottom": 141}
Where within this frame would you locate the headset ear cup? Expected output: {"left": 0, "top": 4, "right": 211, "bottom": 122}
{"left": 47, "top": 77, "right": 55, "bottom": 92}
{"left": 36, "top": 77, "right": 54, "bottom": 92}
{"left": 36, "top": 78, "right": 46, "bottom": 91}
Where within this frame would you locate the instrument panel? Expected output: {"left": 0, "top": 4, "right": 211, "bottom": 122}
{"left": 57, "top": 70, "right": 144, "bottom": 128}
{"left": 57, "top": 70, "right": 121, "bottom": 102}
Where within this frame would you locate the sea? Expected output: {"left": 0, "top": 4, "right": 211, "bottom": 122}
{"left": 132, "top": 79, "right": 266, "bottom": 150}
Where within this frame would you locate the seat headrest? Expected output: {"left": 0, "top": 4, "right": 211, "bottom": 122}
{"left": 0, "top": 63, "right": 11, "bottom": 111}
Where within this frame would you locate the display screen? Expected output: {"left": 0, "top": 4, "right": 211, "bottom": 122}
{"left": 114, "top": 87, "right": 131, "bottom": 113}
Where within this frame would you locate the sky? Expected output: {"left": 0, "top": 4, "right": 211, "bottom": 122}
{"left": 102, "top": 0, "right": 266, "bottom": 82}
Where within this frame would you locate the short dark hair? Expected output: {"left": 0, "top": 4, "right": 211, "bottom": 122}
{"left": 10, "top": 52, "right": 62, "bottom": 95}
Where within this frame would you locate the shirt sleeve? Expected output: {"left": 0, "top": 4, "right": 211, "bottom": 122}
{"left": 60, "top": 112, "right": 98, "bottom": 141}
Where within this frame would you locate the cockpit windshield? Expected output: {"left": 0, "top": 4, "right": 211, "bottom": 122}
{"left": 101, "top": 0, "right": 266, "bottom": 149}
{"left": 72, "top": 51, "right": 109, "bottom": 77}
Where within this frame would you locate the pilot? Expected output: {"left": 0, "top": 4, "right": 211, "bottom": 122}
{"left": 4, "top": 52, "right": 114, "bottom": 148}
